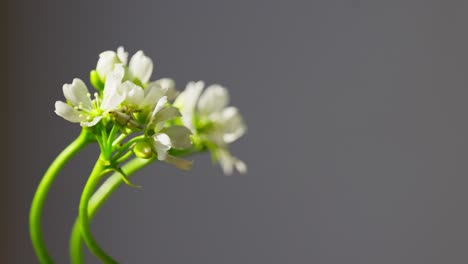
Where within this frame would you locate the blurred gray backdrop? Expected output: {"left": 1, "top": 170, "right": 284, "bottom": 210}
{"left": 3, "top": 0, "right": 468, "bottom": 263}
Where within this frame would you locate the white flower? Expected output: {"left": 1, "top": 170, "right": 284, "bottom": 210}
{"left": 145, "top": 96, "right": 192, "bottom": 169}
{"left": 174, "top": 81, "right": 247, "bottom": 174}
{"left": 95, "top": 47, "right": 153, "bottom": 85}
{"left": 55, "top": 65, "right": 127, "bottom": 127}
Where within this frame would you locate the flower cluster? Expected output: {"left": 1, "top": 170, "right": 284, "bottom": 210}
{"left": 54, "top": 47, "right": 246, "bottom": 174}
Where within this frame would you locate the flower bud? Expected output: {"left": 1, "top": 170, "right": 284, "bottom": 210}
{"left": 90, "top": 70, "right": 104, "bottom": 91}
{"left": 129, "top": 51, "right": 153, "bottom": 84}
{"left": 133, "top": 141, "right": 153, "bottom": 159}
{"left": 96, "top": 51, "right": 120, "bottom": 81}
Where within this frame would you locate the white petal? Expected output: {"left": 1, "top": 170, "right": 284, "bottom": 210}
{"left": 120, "top": 81, "right": 144, "bottom": 105}
{"left": 141, "top": 82, "right": 168, "bottom": 109}
{"left": 219, "top": 107, "right": 246, "bottom": 144}
{"left": 173, "top": 81, "right": 204, "bottom": 130}
{"left": 62, "top": 79, "right": 93, "bottom": 110}
{"left": 153, "top": 133, "right": 171, "bottom": 160}
{"left": 151, "top": 106, "right": 181, "bottom": 127}
{"left": 101, "top": 64, "right": 126, "bottom": 111}
{"left": 216, "top": 149, "right": 246, "bottom": 175}
{"left": 81, "top": 116, "right": 103, "bottom": 127}
{"left": 96, "top": 50, "right": 120, "bottom": 79}
{"left": 54, "top": 101, "right": 83, "bottom": 123}
{"left": 129, "top": 50, "right": 153, "bottom": 84}
{"left": 162, "top": 126, "right": 192, "bottom": 149}
{"left": 117, "top": 46, "right": 128, "bottom": 65}
{"left": 149, "top": 96, "right": 168, "bottom": 122}
{"left": 234, "top": 159, "right": 247, "bottom": 174}
{"left": 217, "top": 149, "right": 234, "bottom": 175}
{"left": 197, "top": 84, "right": 229, "bottom": 116}
{"left": 154, "top": 78, "right": 177, "bottom": 100}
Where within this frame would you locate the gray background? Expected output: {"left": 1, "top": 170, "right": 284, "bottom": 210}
{"left": 3, "top": 0, "right": 468, "bottom": 263}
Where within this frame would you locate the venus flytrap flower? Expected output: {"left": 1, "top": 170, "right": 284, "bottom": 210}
{"left": 142, "top": 96, "right": 193, "bottom": 170}
{"left": 55, "top": 64, "right": 127, "bottom": 127}
{"left": 174, "top": 81, "right": 247, "bottom": 175}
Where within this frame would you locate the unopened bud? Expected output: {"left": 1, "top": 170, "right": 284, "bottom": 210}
{"left": 133, "top": 141, "right": 153, "bottom": 159}
{"left": 90, "top": 70, "right": 104, "bottom": 91}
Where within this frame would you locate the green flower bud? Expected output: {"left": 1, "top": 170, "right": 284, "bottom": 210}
{"left": 90, "top": 70, "right": 104, "bottom": 91}
{"left": 133, "top": 141, "right": 153, "bottom": 159}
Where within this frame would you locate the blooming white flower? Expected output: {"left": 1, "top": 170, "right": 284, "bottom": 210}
{"left": 174, "top": 81, "right": 247, "bottom": 175}
{"left": 95, "top": 47, "right": 153, "bottom": 85}
{"left": 142, "top": 96, "right": 192, "bottom": 169}
{"left": 55, "top": 65, "right": 127, "bottom": 127}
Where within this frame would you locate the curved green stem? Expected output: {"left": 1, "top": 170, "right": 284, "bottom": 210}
{"left": 70, "top": 157, "right": 154, "bottom": 264}
{"left": 70, "top": 148, "right": 200, "bottom": 263}
{"left": 79, "top": 156, "right": 118, "bottom": 263}
{"left": 30, "top": 129, "right": 91, "bottom": 264}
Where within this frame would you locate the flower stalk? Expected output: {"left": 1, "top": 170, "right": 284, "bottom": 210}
{"left": 29, "top": 129, "right": 92, "bottom": 263}
{"left": 78, "top": 155, "right": 117, "bottom": 263}
{"left": 70, "top": 157, "right": 154, "bottom": 264}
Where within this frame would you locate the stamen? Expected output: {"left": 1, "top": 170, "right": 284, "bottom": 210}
{"left": 94, "top": 93, "right": 101, "bottom": 108}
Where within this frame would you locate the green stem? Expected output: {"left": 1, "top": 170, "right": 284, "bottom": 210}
{"left": 107, "top": 125, "right": 119, "bottom": 147}
{"left": 70, "top": 157, "right": 154, "bottom": 264}
{"left": 111, "top": 135, "right": 145, "bottom": 161}
{"left": 78, "top": 156, "right": 117, "bottom": 263}
{"left": 30, "top": 129, "right": 91, "bottom": 264}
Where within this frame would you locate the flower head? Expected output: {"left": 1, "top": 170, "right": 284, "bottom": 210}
{"left": 174, "top": 81, "right": 247, "bottom": 174}
{"left": 55, "top": 65, "right": 127, "bottom": 127}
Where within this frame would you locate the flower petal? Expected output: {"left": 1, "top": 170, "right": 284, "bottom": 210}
{"left": 234, "top": 159, "right": 247, "bottom": 174}
{"left": 120, "top": 81, "right": 144, "bottom": 105}
{"left": 161, "top": 126, "right": 192, "bottom": 149}
{"left": 219, "top": 106, "right": 246, "bottom": 144}
{"left": 148, "top": 97, "right": 182, "bottom": 132}
{"left": 153, "top": 78, "right": 177, "bottom": 100}
{"left": 96, "top": 50, "right": 119, "bottom": 79}
{"left": 216, "top": 148, "right": 247, "bottom": 175}
{"left": 153, "top": 133, "right": 171, "bottom": 160}
{"left": 62, "top": 79, "right": 93, "bottom": 111}
{"left": 173, "top": 81, "right": 204, "bottom": 131}
{"left": 117, "top": 46, "right": 128, "bottom": 65}
{"left": 152, "top": 106, "right": 181, "bottom": 125}
{"left": 81, "top": 116, "right": 103, "bottom": 127}
{"left": 197, "top": 84, "right": 229, "bottom": 116}
{"left": 101, "top": 64, "right": 126, "bottom": 111}
{"left": 54, "top": 101, "right": 83, "bottom": 123}
{"left": 141, "top": 82, "right": 168, "bottom": 109}
{"left": 129, "top": 50, "right": 153, "bottom": 84}
{"left": 149, "top": 96, "right": 167, "bottom": 122}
